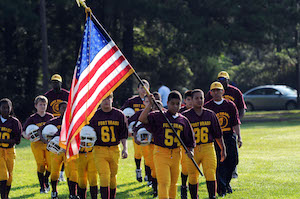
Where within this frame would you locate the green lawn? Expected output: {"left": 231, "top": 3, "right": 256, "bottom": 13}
{"left": 10, "top": 120, "right": 300, "bottom": 198}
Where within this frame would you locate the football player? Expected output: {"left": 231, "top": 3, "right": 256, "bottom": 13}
{"left": 77, "top": 126, "right": 98, "bottom": 199}
{"left": 0, "top": 98, "right": 22, "bottom": 199}
{"left": 121, "top": 79, "right": 149, "bottom": 182}
{"left": 39, "top": 101, "right": 67, "bottom": 199}
{"left": 182, "top": 89, "right": 226, "bottom": 199}
{"left": 23, "top": 95, "right": 54, "bottom": 193}
{"left": 204, "top": 82, "right": 242, "bottom": 197}
{"left": 90, "top": 93, "right": 128, "bottom": 199}
{"left": 179, "top": 90, "right": 193, "bottom": 199}
{"left": 139, "top": 91, "right": 196, "bottom": 199}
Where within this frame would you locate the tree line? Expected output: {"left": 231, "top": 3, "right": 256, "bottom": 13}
{"left": 1, "top": 0, "right": 300, "bottom": 122}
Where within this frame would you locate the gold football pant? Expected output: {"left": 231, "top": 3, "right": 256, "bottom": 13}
{"left": 31, "top": 141, "right": 51, "bottom": 173}
{"left": 180, "top": 146, "right": 188, "bottom": 176}
{"left": 153, "top": 145, "right": 181, "bottom": 199}
{"left": 77, "top": 152, "right": 98, "bottom": 188}
{"left": 50, "top": 152, "right": 65, "bottom": 181}
{"left": 133, "top": 139, "right": 143, "bottom": 159}
{"left": 0, "top": 148, "right": 15, "bottom": 186}
{"left": 187, "top": 143, "right": 217, "bottom": 184}
{"left": 143, "top": 144, "right": 155, "bottom": 178}
{"left": 65, "top": 158, "right": 78, "bottom": 183}
{"left": 93, "top": 145, "right": 120, "bottom": 189}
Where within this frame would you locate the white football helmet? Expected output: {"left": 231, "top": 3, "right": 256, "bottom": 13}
{"left": 136, "top": 128, "right": 152, "bottom": 146}
{"left": 123, "top": 108, "right": 135, "bottom": 118}
{"left": 25, "top": 124, "right": 40, "bottom": 142}
{"left": 80, "top": 126, "right": 97, "bottom": 148}
{"left": 42, "top": 124, "right": 58, "bottom": 141}
{"left": 47, "top": 136, "right": 65, "bottom": 154}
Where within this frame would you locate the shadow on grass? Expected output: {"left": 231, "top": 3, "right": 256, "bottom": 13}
{"left": 117, "top": 182, "right": 152, "bottom": 197}
{"left": 11, "top": 183, "right": 40, "bottom": 191}
{"left": 11, "top": 193, "right": 36, "bottom": 199}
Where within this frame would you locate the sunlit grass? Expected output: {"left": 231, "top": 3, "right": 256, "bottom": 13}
{"left": 10, "top": 120, "right": 300, "bottom": 198}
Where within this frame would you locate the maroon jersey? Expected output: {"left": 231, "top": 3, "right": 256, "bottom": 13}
{"left": 179, "top": 106, "right": 190, "bottom": 113}
{"left": 121, "top": 95, "right": 145, "bottom": 112}
{"left": 147, "top": 110, "right": 195, "bottom": 149}
{"left": 204, "top": 99, "right": 240, "bottom": 134}
{"left": 205, "top": 85, "right": 246, "bottom": 110}
{"left": 0, "top": 116, "right": 22, "bottom": 148}
{"left": 44, "top": 88, "right": 69, "bottom": 117}
{"left": 23, "top": 112, "right": 54, "bottom": 131}
{"left": 182, "top": 108, "right": 222, "bottom": 145}
{"left": 41, "top": 116, "right": 63, "bottom": 136}
{"left": 89, "top": 107, "right": 128, "bottom": 146}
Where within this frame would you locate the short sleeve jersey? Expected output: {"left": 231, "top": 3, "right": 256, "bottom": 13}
{"left": 204, "top": 99, "right": 240, "bottom": 134}
{"left": 147, "top": 110, "right": 195, "bottom": 149}
{"left": 121, "top": 95, "right": 145, "bottom": 112}
{"left": 23, "top": 112, "right": 54, "bottom": 131}
{"left": 182, "top": 108, "right": 222, "bottom": 145}
{"left": 89, "top": 107, "right": 128, "bottom": 146}
{"left": 0, "top": 116, "right": 22, "bottom": 148}
{"left": 205, "top": 85, "right": 246, "bottom": 110}
{"left": 44, "top": 89, "right": 69, "bottom": 117}
{"left": 179, "top": 106, "right": 189, "bottom": 113}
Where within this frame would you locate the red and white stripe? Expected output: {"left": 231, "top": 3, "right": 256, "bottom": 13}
{"left": 60, "top": 40, "right": 134, "bottom": 159}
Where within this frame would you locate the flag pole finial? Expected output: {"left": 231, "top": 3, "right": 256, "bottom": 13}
{"left": 76, "top": 0, "right": 92, "bottom": 13}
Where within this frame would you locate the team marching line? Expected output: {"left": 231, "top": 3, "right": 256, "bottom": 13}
{"left": 0, "top": 71, "right": 246, "bottom": 199}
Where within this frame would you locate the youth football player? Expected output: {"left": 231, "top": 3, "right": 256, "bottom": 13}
{"left": 90, "top": 93, "right": 128, "bottom": 199}
{"left": 77, "top": 127, "right": 98, "bottom": 199}
{"left": 139, "top": 91, "right": 196, "bottom": 199}
{"left": 179, "top": 90, "right": 193, "bottom": 199}
{"left": 204, "top": 82, "right": 242, "bottom": 197}
{"left": 0, "top": 98, "right": 22, "bottom": 199}
{"left": 39, "top": 101, "right": 67, "bottom": 199}
{"left": 182, "top": 89, "right": 226, "bottom": 199}
{"left": 23, "top": 95, "right": 54, "bottom": 193}
{"left": 121, "top": 79, "right": 149, "bottom": 182}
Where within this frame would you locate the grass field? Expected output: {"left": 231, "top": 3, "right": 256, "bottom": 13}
{"left": 9, "top": 116, "right": 300, "bottom": 198}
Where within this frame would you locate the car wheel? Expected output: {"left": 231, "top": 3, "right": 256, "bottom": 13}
{"left": 286, "top": 101, "right": 297, "bottom": 110}
{"left": 246, "top": 102, "right": 254, "bottom": 111}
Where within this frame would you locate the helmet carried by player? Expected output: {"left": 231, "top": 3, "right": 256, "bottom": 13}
{"left": 80, "top": 126, "right": 97, "bottom": 148}
{"left": 136, "top": 128, "right": 152, "bottom": 146}
{"left": 47, "top": 136, "right": 65, "bottom": 154}
{"left": 123, "top": 108, "right": 135, "bottom": 118}
{"left": 42, "top": 124, "right": 58, "bottom": 141}
{"left": 25, "top": 124, "right": 40, "bottom": 142}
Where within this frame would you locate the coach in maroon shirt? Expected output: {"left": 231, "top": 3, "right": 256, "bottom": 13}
{"left": 204, "top": 82, "right": 242, "bottom": 197}
{"left": 44, "top": 74, "right": 69, "bottom": 117}
{"left": 205, "top": 71, "right": 246, "bottom": 119}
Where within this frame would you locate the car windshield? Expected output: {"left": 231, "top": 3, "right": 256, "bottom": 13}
{"left": 278, "top": 86, "right": 297, "bottom": 95}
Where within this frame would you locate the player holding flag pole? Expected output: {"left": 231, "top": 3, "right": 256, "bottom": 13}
{"left": 64, "top": 1, "right": 203, "bottom": 182}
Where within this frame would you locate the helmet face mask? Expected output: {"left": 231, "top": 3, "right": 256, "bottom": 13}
{"left": 80, "top": 126, "right": 97, "bottom": 148}
{"left": 26, "top": 124, "right": 40, "bottom": 142}
{"left": 47, "top": 136, "right": 65, "bottom": 154}
{"left": 136, "top": 128, "right": 152, "bottom": 146}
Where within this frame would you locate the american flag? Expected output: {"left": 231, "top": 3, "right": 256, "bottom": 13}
{"left": 60, "top": 16, "right": 134, "bottom": 159}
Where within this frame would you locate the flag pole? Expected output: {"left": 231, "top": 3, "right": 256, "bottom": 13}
{"left": 76, "top": 0, "right": 203, "bottom": 177}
